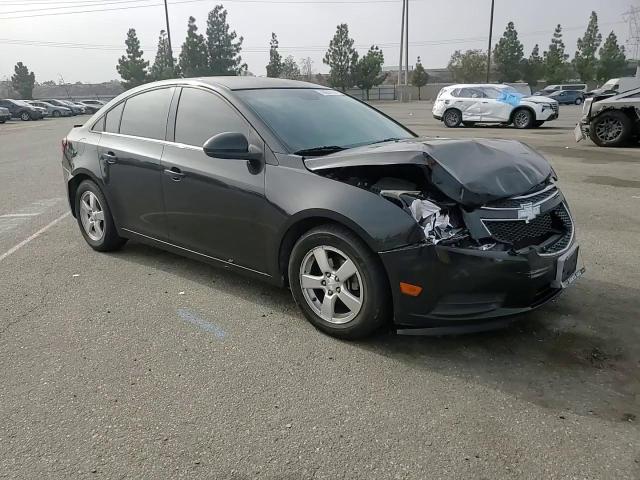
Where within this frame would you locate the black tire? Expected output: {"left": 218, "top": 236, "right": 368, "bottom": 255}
{"left": 20, "top": 111, "right": 31, "bottom": 121}
{"left": 533, "top": 121, "right": 545, "bottom": 128}
{"left": 52, "top": 110, "right": 61, "bottom": 118}
{"left": 589, "top": 111, "right": 633, "bottom": 147}
{"left": 443, "top": 109, "right": 462, "bottom": 128}
{"left": 75, "top": 180, "right": 127, "bottom": 252}
{"left": 288, "top": 224, "right": 390, "bottom": 339}
{"left": 575, "top": 97, "right": 583, "bottom": 105}
{"left": 512, "top": 108, "right": 534, "bottom": 129}
{"left": 462, "top": 121, "right": 476, "bottom": 127}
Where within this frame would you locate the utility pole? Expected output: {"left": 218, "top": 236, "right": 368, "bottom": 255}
{"left": 404, "top": 0, "right": 409, "bottom": 85}
{"left": 163, "top": 0, "right": 175, "bottom": 75}
{"left": 398, "top": 0, "right": 405, "bottom": 88}
{"left": 486, "top": 0, "right": 495, "bottom": 82}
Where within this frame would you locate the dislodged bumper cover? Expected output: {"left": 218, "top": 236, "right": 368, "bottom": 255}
{"left": 304, "top": 138, "right": 554, "bottom": 207}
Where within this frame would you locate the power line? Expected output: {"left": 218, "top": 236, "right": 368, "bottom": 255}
{"left": 0, "top": 0, "right": 414, "bottom": 19}
{"left": 0, "top": 21, "right": 626, "bottom": 54}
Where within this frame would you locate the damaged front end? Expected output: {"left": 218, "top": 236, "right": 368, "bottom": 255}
{"left": 305, "top": 138, "right": 584, "bottom": 333}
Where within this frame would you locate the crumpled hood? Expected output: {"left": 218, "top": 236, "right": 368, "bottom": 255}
{"left": 304, "top": 138, "right": 554, "bottom": 207}
{"left": 523, "top": 95, "right": 556, "bottom": 104}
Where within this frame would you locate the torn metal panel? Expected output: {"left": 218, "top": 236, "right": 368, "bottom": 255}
{"left": 304, "top": 138, "right": 553, "bottom": 207}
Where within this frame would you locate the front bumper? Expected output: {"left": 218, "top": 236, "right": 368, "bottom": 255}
{"left": 0, "top": 113, "right": 10, "bottom": 122}
{"left": 380, "top": 239, "right": 583, "bottom": 333}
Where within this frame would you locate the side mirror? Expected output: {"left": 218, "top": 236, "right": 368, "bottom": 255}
{"left": 202, "top": 132, "right": 262, "bottom": 161}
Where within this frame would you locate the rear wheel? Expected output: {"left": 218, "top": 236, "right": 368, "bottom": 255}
{"left": 512, "top": 108, "right": 534, "bottom": 129}
{"left": 589, "top": 111, "right": 633, "bottom": 147}
{"left": 52, "top": 110, "right": 61, "bottom": 118}
{"left": 575, "top": 97, "right": 583, "bottom": 105}
{"left": 443, "top": 109, "right": 462, "bottom": 128}
{"left": 75, "top": 180, "right": 127, "bottom": 251}
{"left": 288, "top": 225, "right": 390, "bottom": 339}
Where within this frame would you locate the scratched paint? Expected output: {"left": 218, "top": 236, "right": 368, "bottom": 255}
{"left": 176, "top": 308, "right": 226, "bottom": 339}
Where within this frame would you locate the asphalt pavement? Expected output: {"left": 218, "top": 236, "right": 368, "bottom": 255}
{"left": 1, "top": 106, "right": 639, "bottom": 479}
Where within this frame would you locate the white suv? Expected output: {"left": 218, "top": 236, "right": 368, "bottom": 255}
{"left": 433, "top": 84, "right": 559, "bottom": 129}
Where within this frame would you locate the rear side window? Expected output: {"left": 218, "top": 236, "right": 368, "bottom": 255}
{"left": 174, "top": 87, "right": 247, "bottom": 147}
{"left": 104, "top": 102, "right": 124, "bottom": 133}
{"left": 119, "top": 88, "right": 173, "bottom": 140}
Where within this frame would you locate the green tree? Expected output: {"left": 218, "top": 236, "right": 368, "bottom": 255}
{"left": 353, "top": 45, "right": 386, "bottom": 100}
{"left": 11, "top": 62, "right": 36, "bottom": 99}
{"left": 150, "top": 30, "right": 177, "bottom": 81}
{"left": 206, "top": 4, "right": 247, "bottom": 75}
{"left": 521, "top": 44, "right": 544, "bottom": 87}
{"left": 280, "top": 55, "right": 301, "bottom": 80}
{"left": 116, "top": 28, "right": 149, "bottom": 89}
{"left": 543, "top": 24, "right": 570, "bottom": 83}
{"left": 597, "top": 31, "right": 627, "bottom": 83}
{"left": 492, "top": 21, "right": 524, "bottom": 82}
{"left": 573, "top": 11, "right": 602, "bottom": 82}
{"left": 411, "top": 56, "right": 429, "bottom": 100}
{"left": 447, "top": 49, "right": 487, "bottom": 83}
{"left": 323, "top": 23, "right": 358, "bottom": 92}
{"left": 266, "top": 32, "right": 282, "bottom": 78}
{"left": 179, "top": 16, "right": 210, "bottom": 77}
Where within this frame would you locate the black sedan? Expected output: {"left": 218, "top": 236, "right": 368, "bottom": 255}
{"left": 61, "top": 77, "right": 583, "bottom": 338}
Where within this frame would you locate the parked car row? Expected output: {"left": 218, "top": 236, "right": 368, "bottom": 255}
{"left": 0, "top": 98, "right": 106, "bottom": 121}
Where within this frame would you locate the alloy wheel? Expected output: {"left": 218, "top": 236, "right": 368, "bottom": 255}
{"left": 595, "top": 117, "right": 623, "bottom": 143}
{"left": 20, "top": 112, "right": 30, "bottom": 121}
{"left": 299, "top": 246, "right": 363, "bottom": 324}
{"left": 514, "top": 110, "right": 530, "bottom": 128}
{"left": 79, "top": 191, "right": 105, "bottom": 241}
{"left": 444, "top": 110, "right": 460, "bottom": 127}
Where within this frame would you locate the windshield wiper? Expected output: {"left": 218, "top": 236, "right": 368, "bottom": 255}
{"left": 367, "top": 137, "right": 402, "bottom": 146}
{"left": 294, "top": 145, "right": 346, "bottom": 156}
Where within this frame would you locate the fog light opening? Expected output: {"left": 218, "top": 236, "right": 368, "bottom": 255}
{"left": 400, "top": 282, "right": 423, "bottom": 297}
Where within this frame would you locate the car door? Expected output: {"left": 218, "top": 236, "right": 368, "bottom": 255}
{"left": 96, "top": 87, "right": 173, "bottom": 241}
{"left": 451, "top": 88, "right": 484, "bottom": 121}
{"left": 161, "top": 86, "right": 268, "bottom": 273}
{"left": 478, "top": 87, "right": 512, "bottom": 121}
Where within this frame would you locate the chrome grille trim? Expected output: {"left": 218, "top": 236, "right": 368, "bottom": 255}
{"left": 482, "top": 185, "right": 559, "bottom": 210}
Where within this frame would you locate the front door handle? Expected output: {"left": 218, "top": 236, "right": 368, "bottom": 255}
{"left": 103, "top": 151, "right": 117, "bottom": 164}
{"left": 164, "top": 167, "right": 185, "bottom": 181}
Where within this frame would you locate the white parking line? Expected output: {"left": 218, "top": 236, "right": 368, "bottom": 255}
{"left": 0, "top": 213, "right": 40, "bottom": 218}
{"left": 0, "top": 212, "right": 70, "bottom": 263}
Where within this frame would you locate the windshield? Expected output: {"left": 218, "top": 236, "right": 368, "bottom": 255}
{"left": 235, "top": 88, "right": 414, "bottom": 154}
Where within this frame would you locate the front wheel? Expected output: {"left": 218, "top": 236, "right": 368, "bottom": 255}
{"left": 512, "top": 108, "right": 534, "bottom": 129}
{"left": 589, "top": 111, "right": 632, "bottom": 147}
{"left": 52, "top": 110, "right": 61, "bottom": 118}
{"left": 443, "top": 109, "right": 462, "bottom": 128}
{"left": 288, "top": 225, "right": 390, "bottom": 339}
{"left": 20, "top": 111, "right": 31, "bottom": 121}
{"left": 75, "top": 180, "right": 127, "bottom": 251}
{"left": 575, "top": 97, "right": 583, "bottom": 105}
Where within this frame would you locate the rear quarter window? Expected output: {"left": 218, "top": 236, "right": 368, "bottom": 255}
{"left": 104, "top": 102, "right": 125, "bottom": 133}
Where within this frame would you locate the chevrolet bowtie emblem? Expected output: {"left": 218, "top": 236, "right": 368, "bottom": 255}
{"left": 517, "top": 202, "right": 540, "bottom": 223}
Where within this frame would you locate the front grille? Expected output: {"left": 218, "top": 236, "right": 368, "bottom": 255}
{"left": 484, "top": 203, "right": 572, "bottom": 252}
{"left": 485, "top": 186, "right": 558, "bottom": 209}
{"left": 550, "top": 103, "right": 559, "bottom": 113}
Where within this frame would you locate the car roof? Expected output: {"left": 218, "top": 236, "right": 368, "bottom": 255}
{"left": 187, "top": 76, "right": 324, "bottom": 90}
{"left": 446, "top": 84, "right": 509, "bottom": 89}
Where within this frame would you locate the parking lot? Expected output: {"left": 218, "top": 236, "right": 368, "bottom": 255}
{"left": 1, "top": 104, "right": 639, "bottom": 478}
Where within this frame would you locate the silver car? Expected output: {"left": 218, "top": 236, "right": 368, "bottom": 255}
{"left": 28, "top": 100, "right": 72, "bottom": 118}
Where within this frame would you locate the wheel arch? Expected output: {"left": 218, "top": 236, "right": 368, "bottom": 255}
{"left": 277, "top": 211, "right": 381, "bottom": 287}
{"left": 509, "top": 105, "right": 536, "bottom": 123}
{"left": 67, "top": 169, "right": 105, "bottom": 218}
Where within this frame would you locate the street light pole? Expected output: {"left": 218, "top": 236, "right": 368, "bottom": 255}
{"left": 404, "top": 0, "right": 409, "bottom": 85}
{"left": 486, "top": 0, "right": 495, "bottom": 82}
{"left": 163, "top": 0, "right": 175, "bottom": 75}
{"left": 398, "top": 0, "right": 405, "bottom": 88}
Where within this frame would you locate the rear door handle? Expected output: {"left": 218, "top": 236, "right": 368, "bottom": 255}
{"left": 164, "top": 167, "right": 185, "bottom": 181}
{"left": 103, "top": 151, "right": 117, "bottom": 164}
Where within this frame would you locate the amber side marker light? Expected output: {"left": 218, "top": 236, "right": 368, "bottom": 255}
{"left": 400, "top": 282, "right": 423, "bottom": 297}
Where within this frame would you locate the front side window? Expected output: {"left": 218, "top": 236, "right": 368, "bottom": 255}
{"left": 235, "top": 88, "right": 413, "bottom": 153}
{"left": 119, "top": 88, "right": 173, "bottom": 140}
{"left": 174, "top": 88, "right": 248, "bottom": 147}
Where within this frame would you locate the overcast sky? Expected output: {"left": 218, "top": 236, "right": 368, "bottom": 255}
{"left": 0, "top": 0, "right": 637, "bottom": 83}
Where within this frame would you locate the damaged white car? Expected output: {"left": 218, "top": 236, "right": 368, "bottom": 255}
{"left": 433, "top": 84, "right": 559, "bottom": 128}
